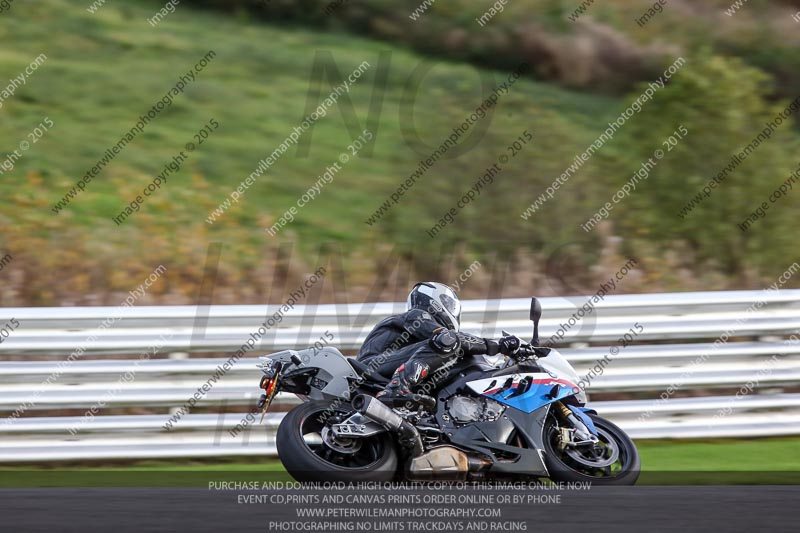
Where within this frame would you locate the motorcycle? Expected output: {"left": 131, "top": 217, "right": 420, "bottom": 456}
{"left": 254, "top": 298, "right": 640, "bottom": 485}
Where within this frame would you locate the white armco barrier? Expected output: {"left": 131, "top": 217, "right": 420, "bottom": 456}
{"left": 1, "top": 290, "right": 799, "bottom": 462}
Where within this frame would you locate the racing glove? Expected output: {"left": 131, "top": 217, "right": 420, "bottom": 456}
{"left": 497, "top": 335, "right": 521, "bottom": 355}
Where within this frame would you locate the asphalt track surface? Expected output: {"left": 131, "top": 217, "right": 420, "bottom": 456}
{"left": 0, "top": 486, "right": 797, "bottom": 532}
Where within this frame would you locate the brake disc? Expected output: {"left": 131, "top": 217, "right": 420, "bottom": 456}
{"left": 564, "top": 428, "right": 619, "bottom": 468}
{"left": 321, "top": 426, "right": 362, "bottom": 455}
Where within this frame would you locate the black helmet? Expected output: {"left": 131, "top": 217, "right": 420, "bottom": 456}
{"left": 407, "top": 282, "right": 462, "bottom": 331}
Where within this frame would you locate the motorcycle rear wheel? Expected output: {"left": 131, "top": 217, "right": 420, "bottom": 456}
{"left": 276, "top": 401, "right": 398, "bottom": 482}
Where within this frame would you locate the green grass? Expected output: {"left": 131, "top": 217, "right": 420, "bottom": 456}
{"left": 2, "top": 437, "right": 799, "bottom": 487}
{"left": 0, "top": 461, "right": 292, "bottom": 488}
{"left": 1, "top": 0, "right": 640, "bottom": 306}
{"left": 0, "top": 0, "right": 614, "bottom": 245}
{"left": 639, "top": 437, "right": 800, "bottom": 471}
{"left": 637, "top": 437, "right": 800, "bottom": 484}
{"left": 2, "top": 0, "right": 799, "bottom": 303}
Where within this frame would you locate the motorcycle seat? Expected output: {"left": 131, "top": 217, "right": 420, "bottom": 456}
{"left": 346, "top": 357, "right": 390, "bottom": 385}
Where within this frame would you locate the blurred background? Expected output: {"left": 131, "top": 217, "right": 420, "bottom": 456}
{"left": 2, "top": 0, "right": 800, "bottom": 306}
{"left": 1, "top": 0, "right": 800, "bottom": 480}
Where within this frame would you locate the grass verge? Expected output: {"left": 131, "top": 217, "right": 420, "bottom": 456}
{"left": 1, "top": 437, "right": 799, "bottom": 487}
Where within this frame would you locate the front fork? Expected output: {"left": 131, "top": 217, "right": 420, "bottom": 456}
{"left": 554, "top": 402, "right": 599, "bottom": 449}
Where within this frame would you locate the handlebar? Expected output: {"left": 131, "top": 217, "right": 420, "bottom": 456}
{"left": 498, "top": 332, "right": 550, "bottom": 361}
{"left": 514, "top": 343, "right": 550, "bottom": 360}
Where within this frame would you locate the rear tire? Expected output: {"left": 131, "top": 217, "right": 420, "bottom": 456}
{"left": 276, "top": 401, "right": 398, "bottom": 482}
{"left": 543, "top": 414, "right": 640, "bottom": 486}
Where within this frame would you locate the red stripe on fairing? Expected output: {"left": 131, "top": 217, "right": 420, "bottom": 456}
{"left": 532, "top": 377, "right": 578, "bottom": 390}
{"left": 485, "top": 383, "right": 518, "bottom": 395}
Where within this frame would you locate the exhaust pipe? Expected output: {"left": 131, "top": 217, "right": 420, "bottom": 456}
{"left": 352, "top": 394, "right": 423, "bottom": 457}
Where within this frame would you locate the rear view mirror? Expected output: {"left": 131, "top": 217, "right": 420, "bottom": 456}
{"left": 530, "top": 298, "right": 542, "bottom": 345}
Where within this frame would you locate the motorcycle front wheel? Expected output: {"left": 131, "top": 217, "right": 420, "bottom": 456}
{"left": 276, "top": 401, "right": 398, "bottom": 482}
{"left": 543, "top": 413, "right": 640, "bottom": 485}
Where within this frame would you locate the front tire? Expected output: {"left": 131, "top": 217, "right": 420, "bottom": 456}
{"left": 543, "top": 414, "right": 640, "bottom": 485}
{"left": 276, "top": 401, "right": 398, "bottom": 482}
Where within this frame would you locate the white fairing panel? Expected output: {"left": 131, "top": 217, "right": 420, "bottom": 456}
{"left": 537, "top": 349, "right": 588, "bottom": 404}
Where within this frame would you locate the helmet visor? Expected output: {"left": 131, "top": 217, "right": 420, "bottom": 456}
{"left": 439, "top": 293, "right": 461, "bottom": 323}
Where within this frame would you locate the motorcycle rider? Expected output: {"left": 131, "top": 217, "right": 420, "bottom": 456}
{"left": 357, "top": 282, "right": 520, "bottom": 405}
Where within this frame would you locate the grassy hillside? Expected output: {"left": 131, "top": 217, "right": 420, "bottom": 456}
{"left": 0, "top": 0, "right": 621, "bottom": 304}
{"left": 1, "top": 0, "right": 799, "bottom": 305}
{"left": 194, "top": 0, "right": 800, "bottom": 98}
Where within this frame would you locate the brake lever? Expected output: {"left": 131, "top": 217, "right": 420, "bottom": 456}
{"left": 514, "top": 345, "right": 536, "bottom": 362}
{"left": 516, "top": 345, "right": 550, "bottom": 362}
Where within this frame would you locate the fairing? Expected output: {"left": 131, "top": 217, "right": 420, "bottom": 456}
{"left": 467, "top": 372, "right": 579, "bottom": 414}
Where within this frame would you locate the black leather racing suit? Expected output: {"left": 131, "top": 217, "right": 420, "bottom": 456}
{"left": 357, "top": 309, "right": 505, "bottom": 398}
{"left": 356, "top": 309, "right": 445, "bottom": 378}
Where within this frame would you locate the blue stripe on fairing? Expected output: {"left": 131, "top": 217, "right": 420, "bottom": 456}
{"left": 485, "top": 382, "right": 575, "bottom": 414}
